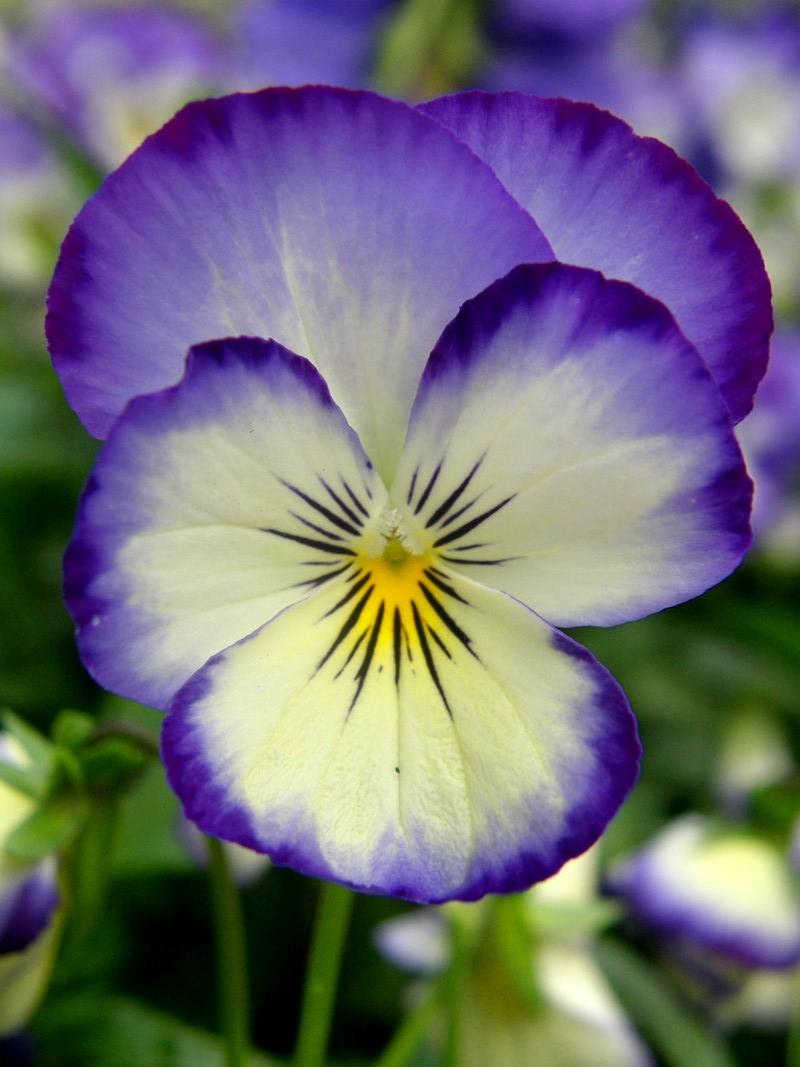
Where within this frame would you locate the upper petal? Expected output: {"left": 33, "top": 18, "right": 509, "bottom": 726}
{"left": 65, "top": 335, "right": 385, "bottom": 711}
{"left": 420, "top": 91, "right": 772, "bottom": 422}
{"left": 392, "top": 262, "right": 752, "bottom": 628}
{"left": 46, "top": 85, "right": 552, "bottom": 479}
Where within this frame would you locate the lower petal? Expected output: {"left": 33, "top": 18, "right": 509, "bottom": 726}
{"left": 163, "top": 568, "right": 640, "bottom": 903}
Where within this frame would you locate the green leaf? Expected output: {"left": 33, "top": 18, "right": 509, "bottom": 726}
{"left": 52, "top": 709, "right": 96, "bottom": 751}
{"left": 531, "top": 899, "right": 622, "bottom": 939}
{"left": 79, "top": 736, "right": 151, "bottom": 793}
{"left": 0, "top": 755, "right": 43, "bottom": 800}
{"left": 4, "top": 792, "right": 87, "bottom": 860}
{"left": 2, "top": 708, "right": 53, "bottom": 776}
{"left": 489, "top": 894, "right": 543, "bottom": 1013}
{"left": 32, "top": 992, "right": 283, "bottom": 1067}
{"left": 372, "top": 0, "right": 483, "bottom": 97}
{"left": 597, "top": 939, "right": 738, "bottom": 1067}
{"left": 49, "top": 745, "right": 86, "bottom": 795}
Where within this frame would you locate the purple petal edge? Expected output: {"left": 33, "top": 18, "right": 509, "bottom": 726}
{"left": 161, "top": 619, "right": 641, "bottom": 903}
{"left": 0, "top": 862, "right": 60, "bottom": 955}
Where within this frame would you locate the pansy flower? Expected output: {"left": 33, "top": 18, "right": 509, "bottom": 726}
{"left": 47, "top": 87, "right": 770, "bottom": 902}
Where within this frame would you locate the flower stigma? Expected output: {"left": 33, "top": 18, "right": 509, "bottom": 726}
{"left": 310, "top": 500, "right": 474, "bottom": 716}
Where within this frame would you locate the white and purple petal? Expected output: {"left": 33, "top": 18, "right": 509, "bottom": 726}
{"left": 609, "top": 816, "right": 800, "bottom": 970}
{"left": 65, "top": 335, "right": 385, "bottom": 711}
{"left": 46, "top": 86, "right": 552, "bottom": 479}
{"left": 0, "top": 860, "right": 59, "bottom": 957}
{"left": 421, "top": 91, "right": 772, "bottom": 422}
{"left": 163, "top": 568, "right": 639, "bottom": 903}
{"left": 394, "top": 262, "right": 752, "bottom": 628}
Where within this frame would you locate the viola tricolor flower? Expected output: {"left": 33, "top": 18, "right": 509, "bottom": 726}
{"left": 47, "top": 87, "right": 770, "bottom": 902}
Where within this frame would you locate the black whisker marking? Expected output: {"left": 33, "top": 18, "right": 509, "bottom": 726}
{"left": 322, "top": 571, "right": 372, "bottom": 617}
{"left": 350, "top": 601, "right": 386, "bottom": 711}
{"left": 433, "top": 495, "right": 515, "bottom": 548}
{"left": 341, "top": 477, "right": 371, "bottom": 519}
{"left": 422, "top": 568, "right": 469, "bottom": 604}
{"left": 440, "top": 554, "right": 518, "bottom": 566}
{"left": 419, "top": 582, "right": 478, "bottom": 658}
{"left": 294, "top": 562, "right": 353, "bottom": 589}
{"left": 411, "top": 602, "right": 452, "bottom": 717}
{"left": 317, "top": 586, "right": 373, "bottom": 670}
{"left": 320, "top": 478, "right": 363, "bottom": 528}
{"left": 438, "top": 493, "right": 481, "bottom": 530}
{"left": 334, "top": 628, "right": 368, "bottom": 679}
{"left": 425, "top": 459, "right": 483, "bottom": 528}
{"left": 393, "top": 607, "right": 402, "bottom": 687}
{"left": 279, "top": 478, "right": 361, "bottom": 536}
{"left": 263, "top": 528, "right": 356, "bottom": 556}
{"left": 427, "top": 624, "right": 452, "bottom": 659}
{"left": 414, "top": 462, "right": 442, "bottom": 516}
{"left": 406, "top": 466, "right": 419, "bottom": 506}
{"left": 289, "top": 510, "right": 345, "bottom": 542}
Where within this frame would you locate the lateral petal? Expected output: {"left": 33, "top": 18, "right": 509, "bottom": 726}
{"left": 394, "top": 263, "right": 752, "bottom": 628}
{"left": 65, "top": 336, "right": 384, "bottom": 710}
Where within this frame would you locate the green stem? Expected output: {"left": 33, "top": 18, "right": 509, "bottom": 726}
{"left": 785, "top": 967, "right": 800, "bottom": 1067}
{"left": 443, "top": 916, "right": 471, "bottom": 1067}
{"left": 207, "top": 836, "right": 251, "bottom": 1067}
{"left": 89, "top": 719, "right": 161, "bottom": 757}
{"left": 373, "top": 983, "right": 442, "bottom": 1067}
{"left": 292, "top": 880, "right": 355, "bottom": 1067}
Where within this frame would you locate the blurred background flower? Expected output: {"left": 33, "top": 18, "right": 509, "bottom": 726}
{"left": 0, "top": 730, "right": 62, "bottom": 1042}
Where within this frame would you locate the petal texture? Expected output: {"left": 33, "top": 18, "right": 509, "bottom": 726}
{"left": 163, "top": 568, "right": 639, "bottom": 903}
{"left": 65, "top": 336, "right": 384, "bottom": 710}
{"left": 421, "top": 91, "right": 772, "bottom": 422}
{"left": 46, "top": 85, "right": 552, "bottom": 478}
{"left": 394, "top": 263, "right": 752, "bottom": 628}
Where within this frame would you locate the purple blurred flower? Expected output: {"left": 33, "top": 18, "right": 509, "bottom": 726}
{"left": 11, "top": 4, "right": 228, "bottom": 169}
{"left": 0, "top": 102, "right": 77, "bottom": 288}
{"left": 679, "top": 9, "right": 800, "bottom": 186}
{"left": 492, "top": 0, "right": 650, "bottom": 38}
{"left": 737, "top": 329, "right": 800, "bottom": 551}
{"left": 232, "top": 0, "right": 395, "bottom": 91}
{"left": 608, "top": 815, "right": 800, "bottom": 972}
